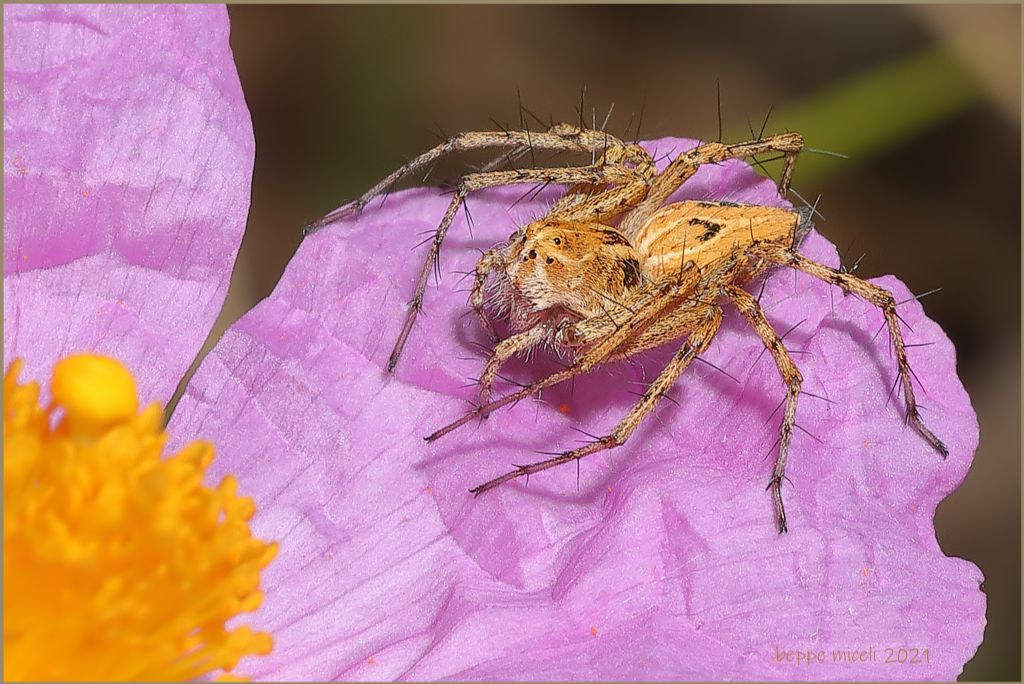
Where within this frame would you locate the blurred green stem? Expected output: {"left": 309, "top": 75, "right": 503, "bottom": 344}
{"left": 742, "top": 47, "right": 982, "bottom": 185}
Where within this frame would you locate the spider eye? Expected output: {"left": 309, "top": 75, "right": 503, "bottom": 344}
{"left": 529, "top": 249, "right": 537, "bottom": 259}
{"left": 546, "top": 256, "right": 554, "bottom": 264}
{"left": 553, "top": 237, "right": 561, "bottom": 245}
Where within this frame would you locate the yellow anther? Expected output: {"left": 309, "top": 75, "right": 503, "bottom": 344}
{"left": 51, "top": 353, "right": 139, "bottom": 439}
{"left": 4, "top": 356, "right": 275, "bottom": 681}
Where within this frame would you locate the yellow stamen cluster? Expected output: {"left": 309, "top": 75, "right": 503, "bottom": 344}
{"left": 4, "top": 355, "right": 278, "bottom": 681}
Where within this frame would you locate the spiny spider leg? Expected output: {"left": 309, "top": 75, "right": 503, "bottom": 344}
{"left": 468, "top": 308, "right": 723, "bottom": 496}
{"left": 548, "top": 134, "right": 657, "bottom": 221}
{"left": 620, "top": 132, "right": 804, "bottom": 236}
{"left": 469, "top": 249, "right": 503, "bottom": 343}
{"left": 306, "top": 127, "right": 652, "bottom": 234}
{"left": 426, "top": 273, "right": 697, "bottom": 441}
{"left": 476, "top": 122, "right": 654, "bottom": 178}
{"left": 724, "top": 285, "right": 803, "bottom": 534}
{"left": 478, "top": 325, "right": 548, "bottom": 405}
{"left": 387, "top": 163, "right": 639, "bottom": 372}
{"left": 551, "top": 172, "right": 653, "bottom": 224}
{"left": 473, "top": 273, "right": 696, "bottom": 408}
{"left": 756, "top": 243, "right": 948, "bottom": 457}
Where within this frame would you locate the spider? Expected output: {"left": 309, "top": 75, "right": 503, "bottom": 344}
{"left": 305, "top": 122, "right": 947, "bottom": 533}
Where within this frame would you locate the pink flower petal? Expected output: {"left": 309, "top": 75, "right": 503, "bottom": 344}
{"left": 170, "top": 138, "right": 983, "bottom": 680}
{"left": 3, "top": 4, "right": 253, "bottom": 403}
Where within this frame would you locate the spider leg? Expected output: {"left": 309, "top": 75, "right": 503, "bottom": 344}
{"left": 549, "top": 175, "right": 653, "bottom": 224}
{"left": 545, "top": 131, "right": 658, "bottom": 223}
{"left": 387, "top": 164, "right": 640, "bottom": 372}
{"left": 608, "top": 297, "right": 714, "bottom": 359}
{"left": 757, "top": 243, "right": 948, "bottom": 458}
{"left": 307, "top": 127, "right": 653, "bottom": 233}
{"left": 468, "top": 307, "right": 723, "bottom": 495}
{"left": 546, "top": 122, "right": 656, "bottom": 174}
{"left": 477, "top": 123, "right": 654, "bottom": 178}
{"left": 478, "top": 324, "right": 548, "bottom": 405}
{"left": 619, "top": 132, "right": 804, "bottom": 236}
{"left": 426, "top": 273, "right": 696, "bottom": 441}
{"left": 469, "top": 249, "right": 503, "bottom": 343}
{"left": 724, "top": 285, "right": 803, "bottom": 534}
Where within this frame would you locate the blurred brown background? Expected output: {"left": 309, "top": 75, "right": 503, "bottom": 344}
{"left": 187, "top": 5, "right": 1020, "bottom": 680}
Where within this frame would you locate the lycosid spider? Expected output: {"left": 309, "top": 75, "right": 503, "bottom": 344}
{"left": 305, "top": 121, "right": 947, "bottom": 533}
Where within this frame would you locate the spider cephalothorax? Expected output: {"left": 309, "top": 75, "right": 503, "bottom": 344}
{"left": 492, "top": 220, "right": 644, "bottom": 335}
{"left": 306, "top": 123, "right": 945, "bottom": 533}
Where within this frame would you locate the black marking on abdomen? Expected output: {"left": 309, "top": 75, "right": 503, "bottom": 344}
{"left": 688, "top": 217, "right": 722, "bottom": 241}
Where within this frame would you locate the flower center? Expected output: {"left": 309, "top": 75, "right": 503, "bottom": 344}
{"left": 4, "top": 355, "right": 278, "bottom": 681}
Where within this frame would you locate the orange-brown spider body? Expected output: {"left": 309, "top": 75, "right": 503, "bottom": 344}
{"left": 494, "top": 220, "right": 643, "bottom": 333}
{"left": 489, "top": 201, "right": 807, "bottom": 356}
{"left": 307, "top": 123, "right": 946, "bottom": 533}
{"left": 637, "top": 200, "right": 805, "bottom": 277}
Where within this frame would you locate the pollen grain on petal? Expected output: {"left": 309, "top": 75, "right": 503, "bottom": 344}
{"left": 3, "top": 356, "right": 276, "bottom": 682}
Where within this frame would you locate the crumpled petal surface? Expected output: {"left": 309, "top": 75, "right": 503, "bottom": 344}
{"left": 170, "top": 138, "right": 984, "bottom": 680}
{"left": 3, "top": 4, "right": 253, "bottom": 403}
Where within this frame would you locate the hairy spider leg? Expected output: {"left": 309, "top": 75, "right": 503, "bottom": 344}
{"left": 467, "top": 307, "right": 723, "bottom": 496}
{"left": 724, "top": 285, "right": 803, "bottom": 533}
{"left": 425, "top": 272, "right": 698, "bottom": 441}
{"left": 477, "top": 324, "right": 548, "bottom": 405}
{"left": 755, "top": 243, "right": 948, "bottom": 457}
{"left": 476, "top": 122, "right": 654, "bottom": 180}
{"left": 387, "top": 164, "right": 641, "bottom": 372}
{"left": 469, "top": 249, "right": 504, "bottom": 343}
{"left": 619, "top": 132, "right": 805, "bottom": 236}
{"left": 474, "top": 262, "right": 707, "bottom": 406}
{"left": 306, "top": 127, "right": 652, "bottom": 233}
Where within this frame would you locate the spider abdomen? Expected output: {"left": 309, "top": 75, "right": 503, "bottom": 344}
{"left": 631, "top": 200, "right": 802, "bottom": 278}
